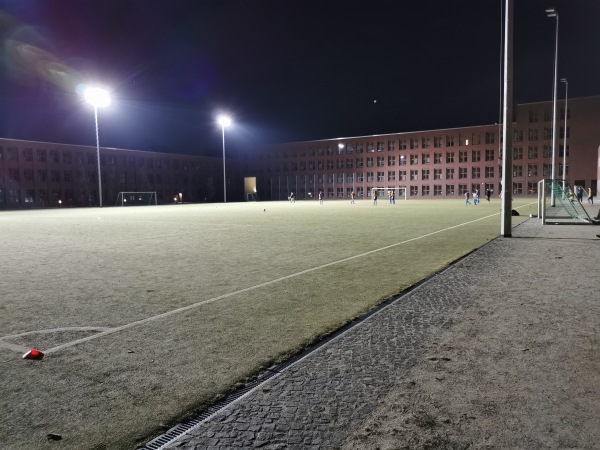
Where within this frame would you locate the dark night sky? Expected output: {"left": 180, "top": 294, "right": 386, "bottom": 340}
{"left": 1, "top": 0, "right": 599, "bottom": 158}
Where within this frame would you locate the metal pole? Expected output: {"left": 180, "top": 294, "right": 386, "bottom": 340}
{"left": 222, "top": 125, "right": 227, "bottom": 203}
{"left": 501, "top": 0, "right": 514, "bottom": 236}
{"left": 561, "top": 78, "right": 568, "bottom": 183}
{"left": 549, "top": 11, "right": 559, "bottom": 206}
{"left": 94, "top": 106, "right": 103, "bottom": 207}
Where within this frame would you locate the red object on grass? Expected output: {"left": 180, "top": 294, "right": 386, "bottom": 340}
{"left": 22, "top": 349, "right": 44, "bottom": 360}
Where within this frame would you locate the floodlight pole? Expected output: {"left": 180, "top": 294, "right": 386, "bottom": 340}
{"left": 560, "top": 78, "right": 568, "bottom": 186}
{"left": 217, "top": 115, "right": 232, "bottom": 203}
{"left": 83, "top": 86, "right": 111, "bottom": 208}
{"left": 547, "top": 8, "right": 559, "bottom": 206}
{"left": 501, "top": 0, "right": 514, "bottom": 237}
{"left": 93, "top": 105, "right": 103, "bottom": 207}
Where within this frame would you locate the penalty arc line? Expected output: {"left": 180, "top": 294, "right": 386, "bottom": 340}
{"left": 43, "top": 209, "right": 521, "bottom": 355}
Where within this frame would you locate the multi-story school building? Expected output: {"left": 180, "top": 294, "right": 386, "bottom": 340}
{"left": 0, "top": 140, "right": 239, "bottom": 209}
{"left": 245, "top": 96, "right": 600, "bottom": 201}
{"left": 1, "top": 96, "right": 599, "bottom": 210}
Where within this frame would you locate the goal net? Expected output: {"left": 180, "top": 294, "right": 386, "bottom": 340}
{"left": 537, "top": 180, "right": 597, "bottom": 224}
{"left": 115, "top": 192, "right": 158, "bottom": 206}
{"left": 370, "top": 187, "right": 407, "bottom": 201}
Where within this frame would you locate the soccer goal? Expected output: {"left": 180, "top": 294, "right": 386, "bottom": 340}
{"left": 115, "top": 192, "right": 158, "bottom": 206}
{"left": 537, "top": 179, "right": 598, "bottom": 224}
{"left": 371, "top": 187, "right": 408, "bottom": 201}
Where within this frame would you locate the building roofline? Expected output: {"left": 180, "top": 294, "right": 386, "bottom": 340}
{"left": 0, "top": 136, "right": 207, "bottom": 158}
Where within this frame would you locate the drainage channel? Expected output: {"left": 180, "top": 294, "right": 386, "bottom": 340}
{"left": 140, "top": 246, "right": 482, "bottom": 450}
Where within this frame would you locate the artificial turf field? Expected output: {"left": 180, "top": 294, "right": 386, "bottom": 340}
{"left": 0, "top": 198, "right": 537, "bottom": 449}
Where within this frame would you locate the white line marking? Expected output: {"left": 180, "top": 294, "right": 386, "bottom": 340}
{"left": 44, "top": 208, "right": 532, "bottom": 355}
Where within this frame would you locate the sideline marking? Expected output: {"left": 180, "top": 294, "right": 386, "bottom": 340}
{"left": 43, "top": 207, "right": 533, "bottom": 355}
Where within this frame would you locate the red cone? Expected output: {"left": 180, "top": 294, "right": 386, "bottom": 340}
{"left": 22, "top": 349, "right": 44, "bottom": 360}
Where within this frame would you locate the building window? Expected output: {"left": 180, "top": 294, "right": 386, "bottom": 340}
{"left": 422, "top": 169, "right": 430, "bottom": 180}
{"left": 446, "top": 135, "right": 455, "bottom": 147}
{"left": 528, "top": 146, "right": 538, "bottom": 159}
{"left": 336, "top": 160, "right": 344, "bottom": 169}
{"left": 388, "top": 156, "right": 396, "bottom": 166}
{"left": 471, "top": 167, "right": 480, "bottom": 179}
{"left": 7, "top": 147, "right": 19, "bottom": 161}
{"left": 356, "top": 172, "right": 364, "bottom": 182}
{"left": 377, "top": 156, "right": 385, "bottom": 167}
{"left": 513, "top": 148, "right": 523, "bottom": 160}
{"left": 356, "top": 158, "right": 364, "bottom": 168}
{"left": 399, "top": 170, "right": 407, "bottom": 181}
{"left": 446, "top": 184, "right": 455, "bottom": 196}
{"left": 559, "top": 126, "right": 570, "bottom": 139}
{"left": 446, "top": 168, "right": 455, "bottom": 179}
{"left": 543, "top": 127, "right": 552, "bottom": 140}
{"left": 434, "top": 185, "right": 442, "bottom": 196}
{"left": 446, "top": 152, "right": 455, "bottom": 163}
{"left": 356, "top": 144, "right": 364, "bottom": 153}
{"left": 459, "top": 167, "right": 467, "bottom": 179}
{"left": 558, "top": 163, "right": 569, "bottom": 176}
{"left": 513, "top": 182, "right": 523, "bottom": 195}
{"left": 318, "top": 160, "right": 324, "bottom": 169}
{"left": 422, "top": 137, "right": 431, "bottom": 148}
{"left": 327, "top": 160, "right": 334, "bottom": 170}
{"left": 485, "top": 132, "right": 494, "bottom": 144}
{"left": 346, "top": 144, "right": 354, "bottom": 154}
{"left": 377, "top": 171, "right": 385, "bottom": 182}
{"left": 421, "top": 185, "right": 430, "bottom": 196}
{"left": 434, "top": 168, "right": 443, "bottom": 180}
{"left": 8, "top": 168, "right": 20, "bottom": 181}
{"left": 345, "top": 159, "right": 353, "bottom": 169}
{"left": 513, "top": 129, "right": 523, "bottom": 142}
{"left": 529, "top": 110, "right": 539, "bottom": 123}
{"left": 434, "top": 136, "right": 443, "bottom": 148}
{"left": 399, "top": 155, "right": 406, "bottom": 166}
{"left": 543, "top": 163, "right": 551, "bottom": 176}
{"left": 422, "top": 153, "right": 430, "bottom": 164}
{"left": 528, "top": 182, "right": 538, "bottom": 194}
{"left": 410, "top": 138, "right": 419, "bottom": 149}
{"left": 434, "top": 153, "right": 442, "bottom": 164}
{"left": 49, "top": 150, "right": 60, "bottom": 163}
{"left": 410, "top": 170, "right": 418, "bottom": 181}
{"left": 366, "top": 157, "right": 374, "bottom": 167}
{"left": 399, "top": 139, "right": 407, "bottom": 149}
{"left": 36, "top": 149, "right": 47, "bottom": 162}
{"left": 459, "top": 151, "right": 468, "bottom": 163}
{"left": 485, "top": 166, "right": 494, "bottom": 178}
{"left": 410, "top": 154, "right": 419, "bottom": 165}
{"left": 485, "top": 149, "right": 494, "bottom": 161}
{"left": 471, "top": 150, "right": 481, "bottom": 162}
{"left": 543, "top": 145, "right": 551, "bottom": 158}
{"left": 23, "top": 169, "right": 34, "bottom": 181}
{"left": 23, "top": 148, "right": 33, "bottom": 162}
{"left": 528, "top": 164, "right": 538, "bottom": 177}
{"left": 528, "top": 128, "right": 539, "bottom": 141}
{"left": 367, "top": 172, "right": 374, "bottom": 182}
{"left": 377, "top": 142, "right": 384, "bottom": 152}
{"left": 410, "top": 186, "right": 419, "bottom": 196}
{"left": 559, "top": 108, "right": 571, "bottom": 120}
{"left": 367, "top": 143, "right": 375, "bottom": 153}
{"left": 513, "top": 165, "right": 523, "bottom": 177}
{"left": 559, "top": 145, "right": 570, "bottom": 157}
{"left": 387, "top": 141, "right": 396, "bottom": 151}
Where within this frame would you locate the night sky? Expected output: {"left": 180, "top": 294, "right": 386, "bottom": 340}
{"left": 1, "top": 1, "right": 599, "bottom": 158}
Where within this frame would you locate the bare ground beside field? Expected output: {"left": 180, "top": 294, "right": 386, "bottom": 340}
{"left": 341, "top": 221, "right": 600, "bottom": 449}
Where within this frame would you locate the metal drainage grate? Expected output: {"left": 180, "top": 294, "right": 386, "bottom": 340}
{"left": 140, "top": 245, "right": 483, "bottom": 450}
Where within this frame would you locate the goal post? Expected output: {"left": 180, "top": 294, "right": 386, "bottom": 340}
{"left": 115, "top": 192, "right": 158, "bottom": 206}
{"left": 370, "top": 187, "right": 408, "bottom": 201}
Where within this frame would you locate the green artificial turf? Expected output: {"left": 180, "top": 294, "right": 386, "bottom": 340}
{"left": 0, "top": 198, "right": 536, "bottom": 449}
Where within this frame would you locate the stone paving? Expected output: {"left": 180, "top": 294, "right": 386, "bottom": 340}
{"left": 163, "top": 218, "right": 583, "bottom": 449}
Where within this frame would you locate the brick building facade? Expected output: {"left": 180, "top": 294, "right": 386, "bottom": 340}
{"left": 246, "top": 97, "right": 600, "bottom": 201}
